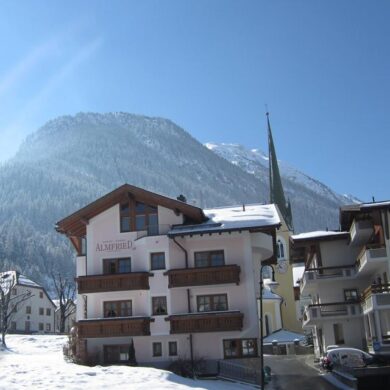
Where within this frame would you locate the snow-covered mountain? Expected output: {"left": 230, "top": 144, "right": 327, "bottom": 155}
{"left": 0, "top": 113, "right": 360, "bottom": 285}
{"left": 205, "top": 142, "right": 360, "bottom": 206}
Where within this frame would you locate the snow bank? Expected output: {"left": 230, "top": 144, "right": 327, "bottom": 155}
{"left": 0, "top": 335, "right": 251, "bottom": 390}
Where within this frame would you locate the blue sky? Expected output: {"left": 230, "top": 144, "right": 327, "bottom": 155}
{"left": 0, "top": 0, "right": 389, "bottom": 202}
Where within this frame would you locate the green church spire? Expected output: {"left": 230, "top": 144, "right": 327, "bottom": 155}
{"left": 267, "top": 112, "right": 294, "bottom": 231}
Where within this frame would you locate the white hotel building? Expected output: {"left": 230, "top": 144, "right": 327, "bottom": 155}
{"left": 291, "top": 201, "right": 390, "bottom": 357}
{"left": 56, "top": 184, "right": 280, "bottom": 369}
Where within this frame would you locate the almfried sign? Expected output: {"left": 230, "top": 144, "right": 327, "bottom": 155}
{"left": 96, "top": 240, "right": 132, "bottom": 252}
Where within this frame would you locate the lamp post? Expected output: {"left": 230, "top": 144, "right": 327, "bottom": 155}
{"left": 259, "top": 264, "right": 277, "bottom": 389}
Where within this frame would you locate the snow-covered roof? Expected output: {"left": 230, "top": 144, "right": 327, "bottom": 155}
{"left": 262, "top": 287, "right": 282, "bottom": 300}
{"left": 291, "top": 230, "right": 348, "bottom": 242}
{"left": 169, "top": 203, "right": 280, "bottom": 236}
{"left": 263, "top": 329, "right": 306, "bottom": 344}
{"left": 0, "top": 271, "right": 41, "bottom": 288}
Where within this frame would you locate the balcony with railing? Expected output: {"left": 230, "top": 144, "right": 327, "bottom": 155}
{"left": 349, "top": 219, "right": 374, "bottom": 246}
{"left": 166, "top": 311, "right": 244, "bottom": 334}
{"left": 77, "top": 316, "right": 154, "bottom": 338}
{"left": 300, "top": 265, "right": 357, "bottom": 294}
{"left": 135, "top": 224, "right": 171, "bottom": 239}
{"left": 302, "top": 301, "right": 362, "bottom": 326}
{"left": 356, "top": 244, "right": 388, "bottom": 276}
{"left": 361, "top": 283, "right": 390, "bottom": 313}
{"left": 76, "top": 272, "right": 151, "bottom": 294}
{"left": 165, "top": 265, "right": 240, "bottom": 288}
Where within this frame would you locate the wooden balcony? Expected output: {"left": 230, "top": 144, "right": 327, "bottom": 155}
{"left": 77, "top": 317, "right": 153, "bottom": 338}
{"left": 76, "top": 272, "right": 150, "bottom": 294}
{"left": 165, "top": 265, "right": 240, "bottom": 288}
{"left": 167, "top": 311, "right": 244, "bottom": 334}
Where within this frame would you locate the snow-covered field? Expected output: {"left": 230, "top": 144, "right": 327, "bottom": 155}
{"left": 0, "top": 335, "right": 252, "bottom": 390}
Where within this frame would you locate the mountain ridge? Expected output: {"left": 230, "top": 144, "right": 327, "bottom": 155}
{"left": 0, "top": 112, "right": 356, "bottom": 286}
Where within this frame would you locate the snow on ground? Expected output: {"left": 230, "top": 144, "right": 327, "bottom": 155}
{"left": 0, "top": 335, "right": 253, "bottom": 390}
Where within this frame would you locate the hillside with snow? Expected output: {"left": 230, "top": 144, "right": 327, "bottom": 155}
{"left": 0, "top": 335, "right": 251, "bottom": 390}
{"left": 0, "top": 112, "right": 359, "bottom": 285}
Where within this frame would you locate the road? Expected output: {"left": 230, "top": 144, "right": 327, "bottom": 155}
{"left": 264, "top": 355, "right": 339, "bottom": 390}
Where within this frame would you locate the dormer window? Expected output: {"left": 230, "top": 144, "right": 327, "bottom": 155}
{"left": 120, "top": 200, "right": 158, "bottom": 234}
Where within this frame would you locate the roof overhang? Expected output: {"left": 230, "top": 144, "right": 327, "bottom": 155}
{"left": 340, "top": 201, "right": 390, "bottom": 231}
{"left": 55, "top": 184, "right": 207, "bottom": 237}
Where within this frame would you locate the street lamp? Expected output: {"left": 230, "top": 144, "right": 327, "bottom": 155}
{"left": 259, "top": 264, "right": 278, "bottom": 389}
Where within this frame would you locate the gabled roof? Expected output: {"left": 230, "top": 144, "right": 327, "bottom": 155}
{"left": 168, "top": 203, "right": 281, "bottom": 236}
{"left": 340, "top": 200, "right": 390, "bottom": 230}
{"left": 56, "top": 184, "right": 207, "bottom": 237}
{"left": 0, "top": 271, "right": 56, "bottom": 308}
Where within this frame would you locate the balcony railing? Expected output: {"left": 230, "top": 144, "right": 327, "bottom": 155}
{"left": 167, "top": 311, "right": 244, "bottom": 334}
{"left": 300, "top": 265, "right": 356, "bottom": 293}
{"left": 76, "top": 272, "right": 150, "bottom": 294}
{"left": 77, "top": 317, "right": 153, "bottom": 338}
{"left": 349, "top": 219, "right": 373, "bottom": 246}
{"left": 136, "top": 224, "right": 171, "bottom": 239}
{"left": 361, "top": 283, "right": 390, "bottom": 312}
{"left": 303, "top": 301, "right": 361, "bottom": 325}
{"left": 356, "top": 244, "right": 388, "bottom": 274}
{"left": 165, "top": 265, "right": 240, "bottom": 288}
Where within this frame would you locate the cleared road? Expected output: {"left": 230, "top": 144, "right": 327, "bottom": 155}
{"left": 265, "top": 355, "right": 339, "bottom": 390}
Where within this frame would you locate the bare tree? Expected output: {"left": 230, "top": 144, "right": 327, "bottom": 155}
{"left": 51, "top": 271, "right": 76, "bottom": 333}
{"left": 0, "top": 272, "right": 32, "bottom": 347}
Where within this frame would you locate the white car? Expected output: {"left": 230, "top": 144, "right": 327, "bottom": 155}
{"left": 325, "top": 347, "right": 373, "bottom": 369}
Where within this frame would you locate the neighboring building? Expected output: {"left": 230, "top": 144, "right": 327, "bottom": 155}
{"left": 54, "top": 300, "right": 76, "bottom": 333}
{"left": 291, "top": 200, "right": 390, "bottom": 357}
{"left": 1, "top": 271, "right": 56, "bottom": 334}
{"left": 56, "top": 184, "right": 280, "bottom": 370}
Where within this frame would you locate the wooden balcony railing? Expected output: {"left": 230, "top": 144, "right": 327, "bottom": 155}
{"left": 77, "top": 317, "right": 153, "bottom": 338}
{"left": 76, "top": 272, "right": 151, "bottom": 294}
{"left": 165, "top": 265, "right": 240, "bottom": 288}
{"left": 166, "top": 311, "right": 244, "bottom": 334}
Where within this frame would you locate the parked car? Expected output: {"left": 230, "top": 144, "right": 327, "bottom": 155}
{"left": 324, "top": 348, "right": 373, "bottom": 370}
{"left": 320, "top": 345, "right": 339, "bottom": 370}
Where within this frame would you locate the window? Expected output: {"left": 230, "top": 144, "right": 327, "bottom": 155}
{"left": 26, "top": 306, "right": 31, "bottom": 314}
{"left": 194, "top": 250, "right": 224, "bottom": 267}
{"left": 241, "top": 339, "right": 256, "bottom": 356}
{"left": 197, "top": 294, "right": 228, "bottom": 312}
{"left": 120, "top": 200, "right": 158, "bottom": 234}
{"left": 103, "top": 258, "right": 131, "bottom": 274}
{"left": 81, "top": 237, "right": 87, "bottom": 256}
{"left": 276, "top": 239, "right": 285, "bottom": 259}
{"left": 168, "top": 341, "right": 178, "bottom": 356}
{"left": 151, "top": 252, "right": 165, "bottom": 270}
{"left": 152, "top": 297, "right": 167, "bottom": 316}
{"left": 39, "top": 291, "right": 44, "bottom": 299}
{"left": 10, "top": 322, "right": 16, "bottom": 331}
{"left": 39, "top": 307, "right": 44, "bottom": 315}
{"left": 104, "top": 345, "right": 131, "bottom": 363}
{"left": 153, "top": 342, "right": 162, "bottom": 357}
{"left": 344, "top": 289, "right": 359, "bottom": 302}
{"left": 103, "top": 300, "right": 132, "bottom": 318}
{"left": 46, "top": 308, "right": 51, "bottom": 316}
{"left": 46, "top": 323, "right": 51, "bottom": 332}
{"left": 333, "top": 323, "right": 345, "bottom": 344}
{"left": 12, "top": 305, "right": 17, "bottom": 313}
{"left": 223, "top": 339, "right": 257, "bottom": 358}
{"left": 39, "top": 323, "right": 44, "bottom": 331}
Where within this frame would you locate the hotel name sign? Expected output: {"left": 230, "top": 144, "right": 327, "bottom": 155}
{"left": 96, "top": 239, "right": 133, "bottom": 252}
